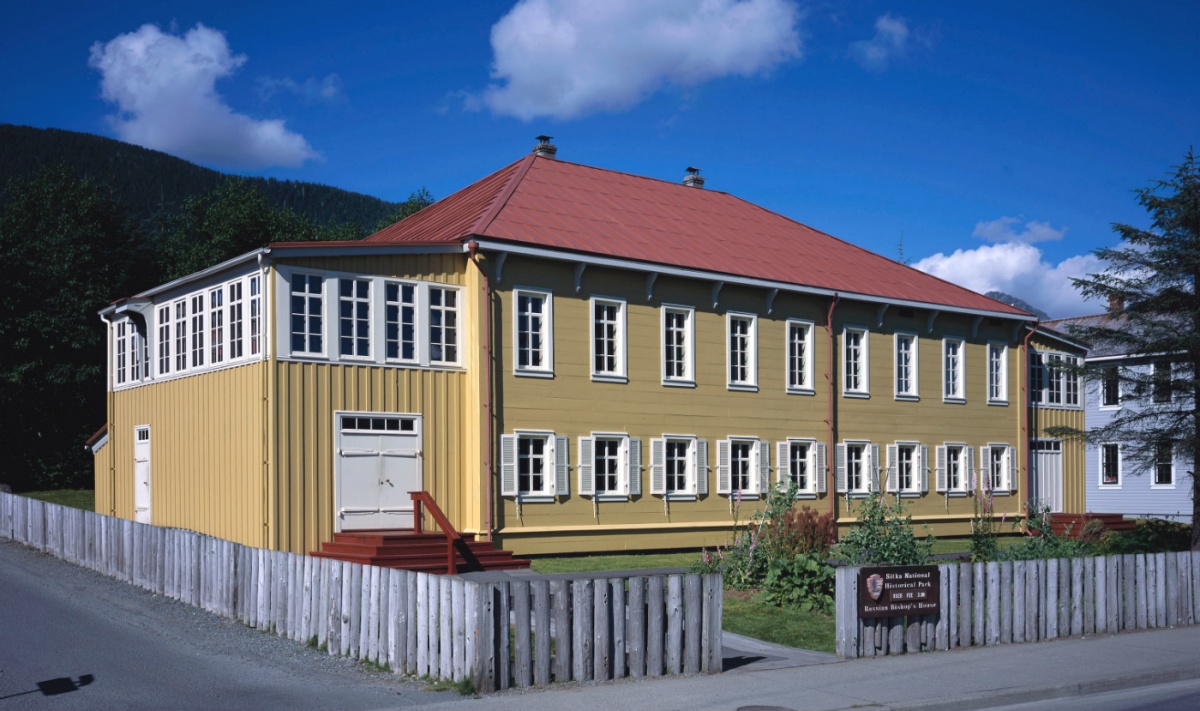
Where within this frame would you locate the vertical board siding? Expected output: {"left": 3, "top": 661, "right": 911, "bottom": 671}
{"left": 835, "top": 551, "right": 1200, "bottom": 659}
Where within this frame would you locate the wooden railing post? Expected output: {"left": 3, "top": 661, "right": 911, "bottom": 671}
{"left": 409, "top": 491, "right": 462, "bottom": 575}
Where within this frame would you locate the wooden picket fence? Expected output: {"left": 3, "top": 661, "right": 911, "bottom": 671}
{"left": 835, "top": 552, "right": 1200, "bottom": 659}
{"left": 0, "top": 492, "right": 722, "bottom": 690}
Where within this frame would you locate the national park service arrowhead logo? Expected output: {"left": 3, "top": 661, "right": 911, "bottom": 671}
{"left": 866, "top": 573, "right": 885, "bottom": 601}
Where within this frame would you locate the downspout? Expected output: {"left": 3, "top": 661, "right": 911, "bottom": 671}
{"left": 100, "top": 312, "right": 116, "bottom": 516}
{"left": 258, "top": 251, "right": 272, "bottom": 549}
{"left": 1021, "top": 321, "right": 1040, "bottom": 521}
{"left": 825, "top": 294, "right": 840, "bottom": 532}
{"left": 467, "top": 241, "right": 494, "bottom": 541}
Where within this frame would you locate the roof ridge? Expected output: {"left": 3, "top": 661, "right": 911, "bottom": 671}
{"left": 470, "top": 153, "right": 537, "bottom": 237}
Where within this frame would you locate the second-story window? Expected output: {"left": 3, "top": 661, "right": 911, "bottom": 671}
{"left": 843, "top": 327, "right": 869, "bottom": 396}
{"left": 988, "top": 343, "right": 1007, "bottom": 403}
{"left": 515, "top": 289, "right": 552, "bottom": 375}
{"left": 727, "top": 313, "right": 757, "bottom": 390}
{"left": 591, "top": 297, "right": 626, "bottom": 381}
{"left": 173, "top": 300, "right": 187, "bottom": 372}
{"left": 895, "top": 333, "right": 917, "bottom": 399}
{"left": 429, "top": 286, "right": 458, "bottom": 365}
{"left": 786, "top": 320, "right": 813, "bottom": 392}
{"left": 190, "top": 293, "right": 206, "bottom": 367}
{"left": 339, "top": 278, "right": 371, "bottom": 358}
{"left": 662, "top": 306, "right": 694, "bottom": 385}
{"left": 290, "top": 273, "right": 324, "bottom": 356}
{"left": 385, "top": 282, "right": 417, "bottom": 362}
{"left": 209, "top": 287, "right": 225, "bottom": 364}
{"left": 1153, "top": 361, "right": 1171, "bottom": 403}
{"left": 157, "top": 305, "right": 171, "bottom": 376}
{"left": 1101, "top": 366, "right": 1120, "bottom": 407}
{"left": 228, "top": 281, "right": 244, "bottom": 360}
{"left": 943, "top": 338, "right": 965, "bottom": 401}
{"left": 248, "top": 275, "right": 262, "bottom": 357}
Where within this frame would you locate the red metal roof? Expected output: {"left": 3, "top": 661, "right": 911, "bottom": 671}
{"left": 366, "top": 154, "right": 1027, "bottom": 316}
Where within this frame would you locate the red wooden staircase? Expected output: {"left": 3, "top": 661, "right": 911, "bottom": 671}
{"left": 1048, "top": 512, "right": 1135, "bottom": 538}
{"left": 311, "top": 492, "right": 530, "bottom": 575}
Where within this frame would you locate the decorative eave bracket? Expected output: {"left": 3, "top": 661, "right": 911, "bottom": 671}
{"left": 573, "top": 263, "right": 587, "bottom": 293}
{"left": 927, "top": 310, "right": 940, "bottom": 334}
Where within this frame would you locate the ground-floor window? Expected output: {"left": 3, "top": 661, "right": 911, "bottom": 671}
{"left": 500, "top": 431, "right": 567, "bottom": 499}
{"left": 577, "top": 434, "right": 641, "bottom": 497}
{"left": 650, "top": 436, "right": 708, "bottom": 497}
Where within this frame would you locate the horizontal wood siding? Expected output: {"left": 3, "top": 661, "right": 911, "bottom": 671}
{"left": 105, "top": 363, "right": 266, "bottom": 546}
{"left": 493, "top": 256, "right": 1029, "bottom": 552}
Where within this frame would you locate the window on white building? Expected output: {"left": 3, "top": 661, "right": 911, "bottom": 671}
{"left": 1100, "top": 443, "right": 1120, "bottom": 486}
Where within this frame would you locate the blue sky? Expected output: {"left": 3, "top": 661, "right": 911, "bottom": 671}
{"left": 3, "top": 1, "right": 1197, "bottom": 318}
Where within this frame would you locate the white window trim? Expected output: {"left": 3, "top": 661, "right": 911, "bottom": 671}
{"left": 842, "top": 326, "right": 870, "bottom": 398}
{"left": 661, "top": 304, "right": 696, "bottom": 387}
{"left": 384, "top": 279, "right": 421, "bottom": 365}
{"left": 589, "top": 296, "right": 628, "bottom": 383}
{"left": 776, "top": 438, "right": 824, "bottom": 498}
{"left": 987, "top": 342, "right": 1009, "bottom": 405}
{"left": 886, "top": 441, "right": 927, "bottom": 496}
{"left": 981, "top": 443, "right": 1015, "bottom": 495}
{"left": 936, "top": 443, "right": 971, "bottom": 496}
{"left": 1098, "top": 442, "right": 1122, "bottom": 489}
{"left": 503, "top": 429, "right": 566, "bottom": 502}
{"left": 943, "top": 337, "right": 966, "bottom": 403}
{"left": 1030, "top": 349, "right": 1084, "bottom": 410}
{"left": 427, "top": 285, "right": 461, "bottom": 367}
{"left": 1098, "top": 365, "right": 1121, "bottom": 411}
{"left": 337, "top": 277, "right": 374, "bottom": 361}
{"left": 726, "top": 312, "right": 758, "bottom": 392}
{"left": 513, "top": 287, "right": 554, "bottom": 378}
{"left": 1152, "top": 443, "right": 1176, "bottom": 489}
{"left": 288, "top": 271, "right": 327, "bottom": 359}
{"left": 651, "top": 434, "right": 706, "bottom": 499}
{"left": 893, "top": 331, "right": 919, "bottom": 401}
{"left": 785, "top": 319, "right": 815, "bottom": 395}
{"left": 579, "top": 432, "right": 640, "bottom": 499}
{"left": 718, "top": 436, "right": 766, "bottom": 498}
{"left": 836, "top": 440, "right": 879, "bottom": 495}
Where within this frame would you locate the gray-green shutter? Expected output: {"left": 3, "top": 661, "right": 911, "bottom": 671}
{"left": 815, "top": 443, "right": 827, "bottom": 494}
{"left": 500, "top": 434, "right": 517, "bottom": 496}
{"left": 577, "top": 437, "right": 594, "bottom": 496}
{"left": 921, "top": 445, "right": 930, "bottom": 493}
{"left": 650, "top": 438, "right": 666, "bottom": 495}
{"left": 716, "top": 440, "right": 731, "bottom": 494}
{"left": 835, "top": 444, "right": 847, "bottom": 493}
{"left": 758, "top": 442, "right": 770, "bottom": 494}
{"left": 695, "top": 440, "right": 709, "bottom": 495}
{"left": 555, "top": 435, "right": 569, "bottom": 495}
{"left": 870, "top": 444, "right": 881, "bottom": 492}
{"left": 628, "top": 438, "right": 642, "bottom": 496}
{"left": 885, "top": 444, "right": 899, "bottom": 492}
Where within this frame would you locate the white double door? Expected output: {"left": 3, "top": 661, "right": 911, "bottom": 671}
{"left": 1031, "top": 439, "right": 1063, "bottom": 513}
{"left": 335, "top": 413, "right": 422, "bottom": 531}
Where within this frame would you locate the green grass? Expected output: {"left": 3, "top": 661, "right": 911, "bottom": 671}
{"left": 722, "top": 592, "right": 835, "bottom": 653}
{"left": 928, "top": 535, "right": 1024, "bottom": 556}
{"left": 529, "top": 552, "right": 697, "bottom": 575}
{"left": 21, "top": 489, "right": 95, "bottom": 511}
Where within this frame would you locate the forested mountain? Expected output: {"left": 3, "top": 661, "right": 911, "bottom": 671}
{"left": 985, "top": 291, "right": 1050, "bottom": 320}
{"left": 0, "top": 124, "right": 400, "bottom": 230}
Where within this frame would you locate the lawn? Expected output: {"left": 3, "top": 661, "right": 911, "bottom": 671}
{"left": 20, "top": 489, "right": 95, "bottom": 511}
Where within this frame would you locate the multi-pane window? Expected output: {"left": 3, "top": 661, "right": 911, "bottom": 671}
{"left": 1155, "top": 442, "right": 1174, "bottom": 485}
{"left": 339, "top": 278, "right": 371, "bottom": 358}
{"left": 1030, "top": 352, "right": 1044, "bottom": 403}
{"left": 385, "top": 282, "right": 417, "bottom": 361}
{"left": 515, "top": 290, "right": 551, "bottom": 374}
{"left": 248, "top": 275, "right": 262, "bottom": 356}
{"left": 895, "top": 333, "right": 917, "bottom": 398}
{"left": 650, "top": 436, "right": 706, "bottom": 497}
{"left": 843, "top": 327, "right": 869, "bottom": 395}
{"left": 115, "top": 320, "right": 129, "bottom": 385}
{"left": 838, "top": 442, "right": 875, "bottom": 493}
{"left": 665, "top": 440, "right": 691, "bottom": 494}
{"left": 786, "top": 320, "right": 813, "bottom": 392}
{"left": 228, "top": 281, "right": 244, "bottom": 360}
{"left": 943, "top": 338, "right": 964, "bottom": 401}
{"left": 988, "top": 344, "right": 1007, "bottom": 403}
{"left": 591, "top": 298, "right": 625, "bottom": 380}
{"left": 983, "top": 444, "right": 1012, "bottom": 493}
{"left": 173, "top": 300, "right": 187, "bottom": 372}
{"left": 727, "top": 313, "right": 757, "bottom": 389}
{"left": 888, "top": 443, "right": 922, "bottom": 493}
{"left": 788, "top": 441, "right": 810, "bottom": 490}
{"left": 1153, "top": 361, "right": 1171, "bottom": 403}
{"left": 518, "top": 435, "right": 548, "bottom": 494}
{"left": 157, "top": 306, "right": 171, "bottom": 376}
{"left": 777, "top": 439, "right": 824, "bottom": 496}
{"left": 718, "top": 438, "right": 762, "bottom": 496}
{"left": 500, "top": 432, "right": 565, "bottom": 498}
{"left": 1100, "top": 443, "right": 1120, "bottom": 486}
{"left": 209, "top": 287, "right": 225, "bottom": 364}
{"left": 731, "top": 441, "right": 753, "bottom": 492}
{"left": 937, "top": 444, "right": 970, "bottom": 494}
{"left": 1032, "top": 351, "right": 1082, "bottom": 407}
{"left": 594, "top": 438, "right": 621, "bottom": 494}
{"left": 190, "top": 294, "right": 206, "bottom": 368}
{"left": 429, "top": 287, "right": 458, "bottom": 365}
{"left": 662, "top": 306, "right": 694, "bottom": 384}
{"left": 290, "top": 273, "right": 323, "bottom": 355}
{"left": 1101, "top": 366, "right": 1119, "bottom": 407}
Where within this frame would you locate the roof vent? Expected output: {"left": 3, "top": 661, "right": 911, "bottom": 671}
{"left": 683, "top": 166, "right": 705, "bottom": 189}
{"left": 533, "top": 135, "right": 557, "bottom": 159}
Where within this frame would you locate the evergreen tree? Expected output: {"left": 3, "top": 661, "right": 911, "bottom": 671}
{"left": 1053, "top": 150, "right": 1200, "bottom": 549}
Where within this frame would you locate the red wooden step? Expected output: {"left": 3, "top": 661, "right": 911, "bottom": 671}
{"left": 310, "top": 529, "right": 531, "bottom": 574}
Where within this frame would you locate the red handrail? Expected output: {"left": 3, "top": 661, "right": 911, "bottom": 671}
{"left": 410, "top": 491, "right": 462, "bottom": 575}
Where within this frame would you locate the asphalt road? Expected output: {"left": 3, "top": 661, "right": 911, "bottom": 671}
{"left": 983, "top": 678, "right": 1200, "bottom": 711}
{"left": 0, "top": 539, "right": 446, "bottom": 711}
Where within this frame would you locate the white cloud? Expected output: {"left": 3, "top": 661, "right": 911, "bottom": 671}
{"left": 849, "top": 13, "right": 910, "bottom": 71}
{"left": 481, "top": 0, "right": 803, "bottom": 120}
{"left": 973, "top": 216, "right": 1067, "bottom": 244}
{"left": 256, "top": 73, "right": 344, "bottom": 105}
{"left": 913, "top": 242, "right": 1104, "bottom": 319}
{"left": 89, "top": 23, "right": 318, "bottom": 169}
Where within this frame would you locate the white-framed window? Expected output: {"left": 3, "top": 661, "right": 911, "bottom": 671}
{"left": 114, "top": 319, "right": 129, "bottom": 386}
{"left": 943, "top": 338, "right": 965, "bottom": 402}
{"left": 1100, "top": 443, "right": 1121, "bottom": 487}
{"left": 590, "top": 297, "right": 627, "bottom": 382}
{"left": 173, "top": 299, "right": 188, "bottom": 372}
{"left": 843, "top": 327, "right": 869, "bottom": 397}
{"left": 578, "top": 434, "right": 641, "bottom": 497}
{"left": 156, "top": 305, "right": 171, "bottom": 376}
{"left": 785, "top": 319, "right": 814, "bottom": 393}
{"left": 248, "top": 275, "right": 262, "bottom": 357}
{"left": 662, "top": 305, "right": 695, "bottom": 386}
{"left": 209, "top": 287, "right": 226, "bottom": 365}
{"left": 514, "top": 289, "right": 552, "bottom": 376}
{"left": 290, "top": 273, "right": 324, "bottom": 356}
{"left": 775, "top": 439, "right": 826, "bottom": 497}
{"left": 726, "top": 313, "right": 758, "bottom": 390}
{"left": 980, "top": 444, "right": 1015, "bottom": 494}
{"left": 935, "top": 444, "right": 972, "bottom": 494}
{"left": 1153, "top": 361, "right": 1172, "bottom": 403}
{"left": 1154, "top": 441, "right": 1174, "bottom": 486}
{"left": 1031, "top": 350, "right": 1082, "bottom": 408}
{"left": 338, "top": 277, "right": 371, "bottom": 358}
{"left": 836, "top": 441, "right": 879, "bottom": 494}
{"left": 228, "top": 281, "right": 244, "bottom": 360}
{"left": 429, "top": 286, "right": 458, "bottom": 365}
{"left": 717, "top": 437, "right": 768, "bottom": 497}
{"left": 190, "top": 293, "right": 206, "bottom": 367}
{"left": 1100, "top": 366, "right": 1120, "bottom": 408}
{"left": 500, "top": 431, "right": 568, "bottom": 499}
{"left": 894, "top": 332, "right": 918, "bottom": 400}
{"left": 886, "top": 442, "right": 928, "bottom": 495}
{"left": 650, "top": 436, "right": 708, "bottom": 498}
{"left": 385, "top": 281, "right": 418, "bottom": 362}
{"left": 987, "top": 343, "right": 1007, "bottom": 404}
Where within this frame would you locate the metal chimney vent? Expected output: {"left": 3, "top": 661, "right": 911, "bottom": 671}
{"left": 533, "top": 135, "right": 557, "bottom": 159}
{"left": 683, "top": 166, "right": 705, "bottom": 189}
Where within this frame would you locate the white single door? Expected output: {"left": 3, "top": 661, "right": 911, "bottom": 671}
{"left": 134, "top": 426, "right": 151, "bottom": 524}
{"left": 336, "top": 414, "right": 421, "bottom": 531}
{"left": 1031, "top": 440, "right": 1063, "bottom": 513}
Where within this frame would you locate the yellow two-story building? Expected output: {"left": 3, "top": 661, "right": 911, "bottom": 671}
{"left": 93, "top": 139, "right": 1084, "bottom": 556}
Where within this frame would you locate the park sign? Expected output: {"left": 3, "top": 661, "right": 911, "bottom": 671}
{"left": 857, "top": 565, "right": 940, "bottom": 618}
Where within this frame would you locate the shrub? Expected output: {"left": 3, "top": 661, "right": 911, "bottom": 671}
{"left": 831, "top": 493, "right": 934, "bottom": 566}
{"left": 1100, "top": 518, "right": 1191, "bottom": 554}
{"left": 997, "top": 500, "right": 1096, "bottom": 560}
{"left": 761, "top": 552, "right": 835, "bottom": 612}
